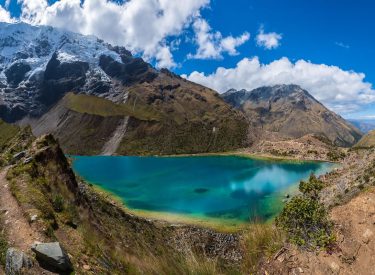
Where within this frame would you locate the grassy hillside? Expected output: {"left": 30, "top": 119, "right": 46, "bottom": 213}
{"left": 0, "top": 120, "right": 33, "bottom": 166}
{"left": 65, "top": 92, "right": 162, "bottom": 121}
{"left": 355, "top": 130, "right": 375, "bottom": 148}
{"left": 0, "top": 119, "right": 19, "bottom": 151}
{"left": 116, "top": 74, "right": 249, "bottom": 155}
{"left": 34, "top": 74, "right": 249, "bottom": 156}
{"left": 119, "top": 116, "right": 248, "bottom": 155}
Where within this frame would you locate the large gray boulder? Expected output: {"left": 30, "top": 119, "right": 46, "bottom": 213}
{"left": 31, "top": 242, "right": 73, "bottom": 272}
{"left": 5, "top": 248, "right": 33, "bottom": 275}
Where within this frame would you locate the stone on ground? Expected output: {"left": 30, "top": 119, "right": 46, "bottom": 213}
{"left": 5, "top": 248, "right": 33, "bottom": 275}
{"left": 31, "top": 242, "right": 73, "bottom": 272}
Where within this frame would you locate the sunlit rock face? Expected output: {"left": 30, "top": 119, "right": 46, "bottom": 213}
{"left": 222, "top": 84, "right": 363, "bottom": 147}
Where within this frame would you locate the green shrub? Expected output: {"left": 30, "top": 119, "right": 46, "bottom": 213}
{"left": 327, "top": 150, "right": 346, "bottom": 161}
{"left": 299, "top": 174, "right": 324, "bottom": 199}
{"left": 52, "top": 194, "right": 65, "bottom": 212}
{"left": 276, "top": 174, "right": 335, "bottom": 249}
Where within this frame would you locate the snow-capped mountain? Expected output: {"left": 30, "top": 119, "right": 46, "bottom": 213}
{"left": 0, "top": 22, "right": 157, "bottom": 122}
{"left": 0, "top": 22, "right": 248, "bottom": 156}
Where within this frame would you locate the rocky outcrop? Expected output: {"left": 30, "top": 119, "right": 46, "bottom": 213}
{"left": 5, "top": 248, "right": 33, "bottom": 275}
{"left": 4, "top": 63, "right": 31, "bottom": 87}
{"left": 222, "top": 85, "right": 363, "bottom": 147}
{"left": 99, "top": 54, "right": 157, "bottom": 85}
{"left": 40, "top": 52, "right": 89, "bottom": 106}
{"left": 31, "top": 242, "right": 73, "bottom": 272}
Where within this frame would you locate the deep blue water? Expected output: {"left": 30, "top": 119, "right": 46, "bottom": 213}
{"left": 71, "top": 156, "right": 333, "bottom": 223}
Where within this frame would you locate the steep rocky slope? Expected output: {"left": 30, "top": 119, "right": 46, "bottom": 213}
{"left": 25, "top": 78, "right": 248, "bottom": 155}
{"left": 222, "top": 85, "right": 362, "bottom": 147}
{"left": 0, "top": 130, "right": 246, "bottom": 273}
{"left": 1, "top": 22, "right": 248, "bottom": 155}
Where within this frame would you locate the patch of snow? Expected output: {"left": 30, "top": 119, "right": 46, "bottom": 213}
{"left": 0, "top": 21, "right": 134, "bottom": 114}
{"left": 57, "top": 51, "right": 79, "bottom": 63}
{"left": 0, "top": 21, "right": 122, "bottom": 73}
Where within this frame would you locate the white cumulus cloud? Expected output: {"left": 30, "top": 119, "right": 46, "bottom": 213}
{"left": 183, "top": 57, "right": 375, "bottom": 114}
{"left": 188, "top": 18, "right": 250, "bottom": 59}
{"left": 0, "top": 4, "right": 14, "bottom": 23}
{"left": 16, "top": 0, "right": 211, "bottom": 68}
{"left": 256, "top": 26, "right": 282, "bottom": 50}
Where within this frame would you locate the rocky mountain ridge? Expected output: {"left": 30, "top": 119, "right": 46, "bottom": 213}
{"left": 0, "top": 22, "right": 248, "bottom": 155}
{"left": 0, "top": 22, "right": 364, "bottom": 154}
{"left": 222, "top": 85, "right": 362, "bottom": 147}
{"left": 0, "top": 22, "right": 157, "bottom": 122}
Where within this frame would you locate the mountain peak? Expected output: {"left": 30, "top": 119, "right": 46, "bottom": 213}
{"left": 0, "top": 22, "right": 249, "bottom": 155}
{"left": 222, "top": 84, "right": 319, "bottom": 110}
{"left": 225, "top": 84, "right": 308, "bottom": 97}
{"left": 221, "top": 84, "right": 362, "bottom": 147}
{"left": 0, "top": 22, "right": 158, "bottom": 122}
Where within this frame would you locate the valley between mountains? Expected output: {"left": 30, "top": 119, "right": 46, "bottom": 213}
{"left": 0, "top": 22, "right": 375, "bottom": 275}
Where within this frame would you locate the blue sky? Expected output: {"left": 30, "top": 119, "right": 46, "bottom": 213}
{"left": 181, "top": 0, "right": 374, "bottom": 79}
{"left": 0, "top": 0, "right": 374, "bottom": 118}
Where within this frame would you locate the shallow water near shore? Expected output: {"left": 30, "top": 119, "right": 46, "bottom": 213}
{"left": 71, "top": 155, "right": 333, "bottom": 225}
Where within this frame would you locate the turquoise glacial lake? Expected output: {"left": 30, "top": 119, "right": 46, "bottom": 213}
{"left": 71, "top": 156, "right": 333, "bottom": 224}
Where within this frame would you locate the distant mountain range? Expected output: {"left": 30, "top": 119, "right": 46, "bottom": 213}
{"left": 221, "top": 85, "right": 362, "bottom": 147}
{"left": 0, "top": 22, "right": 363, "bottom": 154}
{"left": 348, "top": 119, "right": 375, "bottom": 133}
